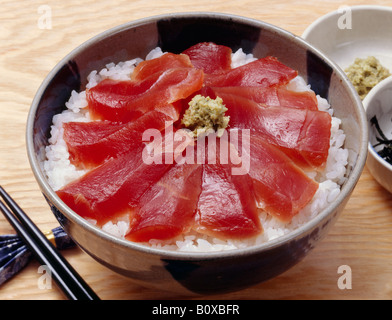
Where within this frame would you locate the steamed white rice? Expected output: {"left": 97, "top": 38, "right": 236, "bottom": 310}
{"left": 44, "top": 47, "right": 349, "bottom": 252}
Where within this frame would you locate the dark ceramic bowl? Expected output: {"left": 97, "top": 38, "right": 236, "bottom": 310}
{"left": 26, "top": 12, "right": 367, "bottom": 295}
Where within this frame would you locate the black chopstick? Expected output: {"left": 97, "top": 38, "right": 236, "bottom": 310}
{"left": 0, "top": 186, "right": 100, "bottom": 300}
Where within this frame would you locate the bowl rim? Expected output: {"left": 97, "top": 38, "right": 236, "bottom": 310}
{"left": 363, "top": 75, "right": 392, "bottom": 173}
{"left": 302, "top": 5, "right": 392, "bottom": 39}
{"left": 26, "top": 11, "right": 368, "bottom": 260}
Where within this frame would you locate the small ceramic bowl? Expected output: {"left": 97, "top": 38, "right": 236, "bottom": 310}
{"left": 363, "top": 76, "right": 392, "bottom": 193}
{"left": 302, "top": 5, "right": 392, "bottom": 71}
{"left": 26, "top": 12, "right": 368, "bottom": 295}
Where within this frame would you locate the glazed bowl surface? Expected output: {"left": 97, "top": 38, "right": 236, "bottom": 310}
{"left": 26, "top": 12, "right": 368, "bottom": 295}
{"left": 363, "top": 76, "right": 392, "bottom": 194}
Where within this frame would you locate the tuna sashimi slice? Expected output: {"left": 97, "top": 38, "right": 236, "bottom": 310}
{"left": 56, "top": 144, "right": 173, "bottom": 225}
{"left": 210, "top": 86, "right": 318, "bottom": 110}
{"left": 233, "top": 131, "right": 319, "bottom": 221}
{"left": 86, "top": 67, "right": 204, "bottom": 122}
{"left": 125, "top": 163, "right": 203, "bottom": 242}
{"left": 63, "top": 107, "right": 179, "bottom": 169}
{"left": 131, "top": 53, "right": 194, "bottom": 81}
{"left": 196, "top": 164, "right": 262, "bottom": 239}
{"left": 182, "top": 42, "right": 232, "bottom": 74}
{"left": 204, "top": 56, "right": 298, "bottom": 88}
{"left": 225, "top": 97, "right": 331, "bottom": 169}
{"left": 195, "top": 134, "right": 262, "bottom": 239}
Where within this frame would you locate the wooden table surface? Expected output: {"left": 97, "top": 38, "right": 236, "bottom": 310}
{"left": 1, "top": 0, "right": 392, "bottom": 300}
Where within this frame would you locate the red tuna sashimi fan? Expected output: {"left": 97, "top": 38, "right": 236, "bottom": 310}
{"left": 55, "top": 42, "right": 331, "bottom": 244}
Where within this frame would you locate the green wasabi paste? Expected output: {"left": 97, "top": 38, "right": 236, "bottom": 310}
{"left": 345, "top": 56, "right": 390, "bottom": 100}
{"left": 181, "top": 95, "right": 230, "bottom": 137}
